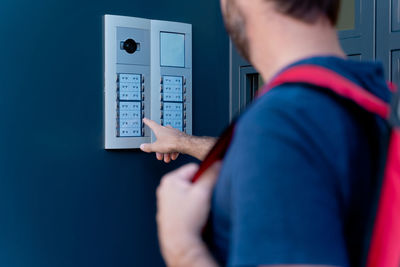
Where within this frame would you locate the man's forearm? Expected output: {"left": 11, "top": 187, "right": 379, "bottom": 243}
{"left": 166, "top": 238, "right": 219, "bottom": 267}
{"left": 180, "top": 242, "right": 219, "bottom": 267}
{"left": 177, "top": 135, "right": 217, "bottom": 161}
{"left": 140, "top": 119, "right": 217, "bottom": 161}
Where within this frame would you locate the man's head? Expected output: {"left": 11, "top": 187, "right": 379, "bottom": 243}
{"left": 220, "top": 0, "right": 341, "bottom": 62}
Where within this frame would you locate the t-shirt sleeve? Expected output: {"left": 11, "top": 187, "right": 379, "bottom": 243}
{"left": 227, "top": 86, "right": 351, "bottom": 266}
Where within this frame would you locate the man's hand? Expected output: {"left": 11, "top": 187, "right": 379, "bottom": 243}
{"left": 140, "top": 118, "right": 186, "bottom": 163}
{"left": 140, "top": 118, "right": 217, "bottom": 162}
{"left": 156, "top": 163, "right": 221, "bottom": 267}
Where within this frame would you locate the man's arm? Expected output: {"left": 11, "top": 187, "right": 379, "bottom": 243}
{"left": 162, "top": 238, "right": 219, "bottom": 267}
{"left": 140, "top": 118, "right": 217, "bottom": 162}
{"left": 156, "top": 163, "right": 220, "bottom": 267}
{"left": 178, "top": 134, "right": 217, "bottom": 161}
{"left": 157, "top": 163, "right": 338, "bottom": 267}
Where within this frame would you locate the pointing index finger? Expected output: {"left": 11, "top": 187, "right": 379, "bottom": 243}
{"left": 143, "top": 118, "right": 161, "bottom": 132}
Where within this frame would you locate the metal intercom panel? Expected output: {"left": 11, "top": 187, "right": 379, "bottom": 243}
{"left": 104, "top": 15, "right": 192, "bottom": 149}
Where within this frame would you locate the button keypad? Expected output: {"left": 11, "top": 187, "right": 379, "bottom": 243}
{"left": 117, "top": 73, "right": 145, "bottom": 137}
{"left": 161, "top": 75, "right": 186, "bottom": 132}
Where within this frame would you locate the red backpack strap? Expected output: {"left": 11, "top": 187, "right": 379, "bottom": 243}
{"left": 368, "top": 87, "right": 400, "bottom": 267}
{"left": 264, "top": 64, "right": 400, "bottom": 267}
{"left": 191, "top": 122, "right": 235, "bottom": 183}
{"left": 262, "top": 64, "right": 391, "bottom": 119}
{"left": 367, "top": 128, "right": 400, "bottom": 267}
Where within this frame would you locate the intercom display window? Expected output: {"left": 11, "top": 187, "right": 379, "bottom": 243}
{"left": 163, "top": 75, "right": 183, "bottom": 102}
{"left": 160, "top": 32, "right": 185, "bottom": 68}
{"left": 117, "top": 73, "right": 144, "bottom": 137}
{"left": 163, "top": 103, "right": 183, "bottom": 131}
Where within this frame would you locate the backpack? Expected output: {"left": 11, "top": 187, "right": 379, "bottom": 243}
{"left": 192, "top": 64, "right": 400, "bottom": 267}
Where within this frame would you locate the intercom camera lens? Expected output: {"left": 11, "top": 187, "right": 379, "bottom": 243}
{"left": 123, "top": 39, "right": 138, "bottom": 54}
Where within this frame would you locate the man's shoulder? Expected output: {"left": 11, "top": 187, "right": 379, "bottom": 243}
{"left": 229, "top": 82, "right": 374, "bottom": 177}
{"left": 237, "top": 83, "right": 355, "bottom": 133}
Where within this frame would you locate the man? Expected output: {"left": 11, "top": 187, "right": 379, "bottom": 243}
{"left": 142, "top": 0, "right": 391, "bottom": 266}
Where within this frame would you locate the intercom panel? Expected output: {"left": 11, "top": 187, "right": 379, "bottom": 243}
{"left": 104, "top": 15, "right": 192, "bottom": 149}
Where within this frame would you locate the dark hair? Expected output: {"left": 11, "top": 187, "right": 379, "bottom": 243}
{"left": 272, "top": 0, "right": 341, "bottom": 25}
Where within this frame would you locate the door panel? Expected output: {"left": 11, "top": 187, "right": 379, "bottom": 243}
{"left": 391, "top": 0, "right": 400, "bottom": 32}
{"left": 377, "top": 0, "right": 400, "bottom": 81}
{"left": 348, "top": 54, "right": 362, "bottom": 61}
{"left": 238, "top": 66, "right": 258, "bottom": 114}
{"left": 337, "top": 0, "right": 356, "bottom": 31}
{"left": 391, "top": 50, "right": 400, "bottom": 85}
{"left": 338, "top": 0, "right": 374, "bottom": 62}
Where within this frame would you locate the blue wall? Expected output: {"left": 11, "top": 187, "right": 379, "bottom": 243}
{"left": 0, "top": 0, "right": 229, "bottom": 266}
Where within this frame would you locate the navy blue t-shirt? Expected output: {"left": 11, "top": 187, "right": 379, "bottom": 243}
{"left": 208, "top": 57, "right": 391, "bottom": 267}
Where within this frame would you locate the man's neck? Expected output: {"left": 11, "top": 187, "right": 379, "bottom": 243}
{"left": 248, "top": 15, "right": 346, "bottom": 83}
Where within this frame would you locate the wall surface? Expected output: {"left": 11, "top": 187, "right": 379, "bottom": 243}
{"left": 0, "top": 0, "right": 229, "bottom": 266}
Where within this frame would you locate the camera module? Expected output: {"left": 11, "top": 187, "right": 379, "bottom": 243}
{"left": 122, "top": 39, "right": 138, "bottom": 54}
